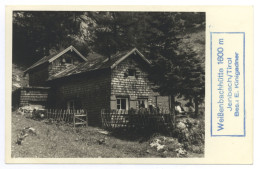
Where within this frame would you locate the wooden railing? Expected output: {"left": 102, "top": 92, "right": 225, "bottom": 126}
{"left": 101, "top": 109, "right": 175, "bottom": 133}
{"left": 44, "top": 109, "right": 88, "bottom": 127}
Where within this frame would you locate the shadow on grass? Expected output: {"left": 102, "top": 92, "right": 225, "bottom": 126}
{"left": 108, "top": 127, "right": 171, "bottom": 142}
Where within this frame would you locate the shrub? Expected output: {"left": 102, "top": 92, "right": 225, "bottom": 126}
{"left": 174, "top": 117, "right": 204, "bottom": 153}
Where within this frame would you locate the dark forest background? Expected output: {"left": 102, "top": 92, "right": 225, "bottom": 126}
{"left": 12, "top": 11, "right": 205, "bottom": 116}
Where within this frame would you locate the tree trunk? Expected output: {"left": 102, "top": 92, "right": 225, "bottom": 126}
{"left": 170, "top": 95, "right": 176, "bottom": 130}
{"left": 194, "top": 97, "right": 199, "bottom": 118}
{"left": 170, "top": 95, "right": 176, "bottom": 115}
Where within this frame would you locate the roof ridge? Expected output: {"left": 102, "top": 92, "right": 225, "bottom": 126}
{"left": 48, "top": 47, "right": 151, "bottom": 81}
{"left": 24, "top": 45, "right": 86, "bottom": 74}
{"left": 48, "top": 64, "right": 77, "bottom": 80}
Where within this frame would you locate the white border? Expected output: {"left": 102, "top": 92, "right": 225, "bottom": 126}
{"left": 1, "top": 0, "right": 259, "bottom": 169}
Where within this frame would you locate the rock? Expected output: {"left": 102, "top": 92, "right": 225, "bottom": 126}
{"left": 177, "top": 122, "right": 186, "bottom": 130}
{"left": 40, "top": 113, "right": 45, "bottom": 118}
{"left": 112, "top": 144, "right": 117, "bottom": 148}
{"left": 97, "top": 130, "right": 109, "bottom": 135}
{"left": 16, "top": 133, "right": 28, "bottom": 145}
{"left": 28, "top": 127, "right": 36, "bottom": 135}
{"left": 150, "top": 139, "right": 160, "bottom": 148}
{"left": 16, "top": 138, "right": 22, "bottom": 145}
{"left": 150, "top": 138, "right": 165, "bottom": 151}
{"left": 156, "top": 144, "right": 165, "bottom": 151}
{"left": 13, "top": 83, "right": 21, "bottom": 88}
{"left": 98, "top": 139, "right": 106, "bottom": 145}
{"left": 175, "top": 105, "right": 184, "bottom": 113}
{"left": 17, "top": 108, "right": 24, "bottom": 115}
{"left": 16, "top": 75, "right": 20, "bottom": 82}
{"left": 175, "top": 147, "right": 187, "bottom": 157}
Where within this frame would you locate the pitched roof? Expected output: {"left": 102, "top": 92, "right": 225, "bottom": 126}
{"left": 48, "top": 48, "right": 151, "bottom": 81}
{"left": 24, "top": 45, "right": 87, "bottom": 73}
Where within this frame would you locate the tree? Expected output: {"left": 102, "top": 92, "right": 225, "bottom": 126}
{"left": 177, "top": 46, "right": 205, "bottom": 117}
{"left": 12, "top": 11, "right": 205, "bottom": 117}
{"left": 13, "top": 11, "right": 94, "bottom": 66}
{"left": 177, "top": 30, "right": 205, "bottom": 117}
{"left": 147, "top": 12, "right": 205, "bottom": 117}
{"left": 89, "top": 12, "right": 152, "bottom": 57}
{"left": 89, "top": 12, "right": 205, "bottom": 116}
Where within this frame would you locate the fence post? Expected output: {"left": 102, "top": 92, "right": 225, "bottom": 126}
{"left": 101, "top": 109, "right": 104, "bottom": 128}
{"left": 86, "top": 109, "right": 88, "bottom": 127}
{"left": 62, "top": 109, "right": 64, "bottom": 122}
{"left": 73, "top": 109, "right": 75, "bottom": 128}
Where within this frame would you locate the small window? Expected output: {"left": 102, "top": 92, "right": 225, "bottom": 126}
{"left": 128, "top": 69, "right": 136, "bottom": 77}
{"left": 116, "top": 98, "right": 128, "bottom": 110}
{"left": 74, "top": 60, "right": 79, "bottom": 65}
{"left": 62, "top": 57, "right": 73, "bottom": 64}
{"left": 65, "top": 58, "right": 72, "bottom": 64}
{"left": 138, "top": 98, "right": 148, "bottom": 108}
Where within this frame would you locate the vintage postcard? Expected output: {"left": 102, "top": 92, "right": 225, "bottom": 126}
{"left": 5, "top": 6, "right": 253, "bottom": 164}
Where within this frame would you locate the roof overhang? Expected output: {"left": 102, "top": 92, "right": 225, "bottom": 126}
{"left": 110, "top": 48, "right": 151, "bottom": 69}
{"left": 24, "top": 45, "right": 87, "bottom": 75}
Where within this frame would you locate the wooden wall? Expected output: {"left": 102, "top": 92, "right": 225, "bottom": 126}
{"left": 12, "top": 87, "right": 49, "bottom": 108}
{"left": 48, "top": 70, "right": 111, "bottom": 126}
{"left": 28, "top": 63, "right": 49, "bottom": 86}
{"left": 28, "top": 51, "right": 85, "bottom": 87}
{"left": 48, "top": 52, "right": 85, "bottom": 77}
{"left": 110, "top": 54, "right": 169, "bottom": 110}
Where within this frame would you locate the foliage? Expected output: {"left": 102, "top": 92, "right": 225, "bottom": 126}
{"left": 13, "top": 11, "right": 94, "bottom": 66}
{"left": 145, "top": 13, "right": 205, "bottom": 115}
{"left": 13, "top": 11, "right": 205, "bottom": 115}
{"left": 12, "top": 64, "right": 28, "bottom": 91}
{"left": 175, "top": 117, "right": 205, "bottom": 154}
{"left": 88, "top": 12, "right": 205, "bottom": 115}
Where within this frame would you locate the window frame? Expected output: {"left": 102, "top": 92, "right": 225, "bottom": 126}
{"left": 116, "top": 97, "right": 129, "bottom": 110}
{"left": 137, "top": 98, "right": 148, "bottom": 109}
{"left": 128, "top": 69, "right": 136, "bottom": 77}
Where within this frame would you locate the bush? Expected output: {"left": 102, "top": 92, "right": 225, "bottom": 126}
{"left": 174, "top": 117, "right": 204, "bottom": 153}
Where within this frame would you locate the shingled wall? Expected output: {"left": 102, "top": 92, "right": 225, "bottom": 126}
{"left": 47, "top": 53, "right": 169, "bottom": 126}
{"left": 111, "top": 54, "right": 169, "bottom": 110}
{"left": 28, "top": 51, "right": 85, "bottom": 87}
{"left": 48, "top": 52, "right": 84, "bottom": 77}
{"left": 28, "top": 63, "right": 49, "bottom": 86}
{"left": 12, "top": 87, "right": 50, "bottom": 108}
{"left": 49, "top": 70, "right": 111, "bottom": 126}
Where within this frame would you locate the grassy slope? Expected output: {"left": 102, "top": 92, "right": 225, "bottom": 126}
{"left": 11, "top": 113, "right": 203, "bottom": 158}
{"left": 12, "top": 113, "right": 154, "bottom": 158}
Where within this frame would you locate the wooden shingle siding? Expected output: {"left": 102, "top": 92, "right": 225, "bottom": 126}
{"left": 12, "top": 87, "right": 50, "bottom": 107}
{"left": 48, "top": 52, "right": 84, "bottom": 77}
{"left": 25, "top": 48, "right": 170, "bottom": 126}
{"left": 110, "top": 54, "right": 166, "bottom": 109}
{"left": 28, "top": 51, "right": 85, "bottom": 87}
{"left": 49, "top": 70, "right": 111, "bottom": 126}
{"left": 28, "top": 63, "right": 49, "bottom": 86}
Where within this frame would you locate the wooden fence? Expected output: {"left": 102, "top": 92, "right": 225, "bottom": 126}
{"left": 101, "top": 109, "right": 175, "bottom": 133}
{"left": 44, "top": 109, "right": 88, "bottom": 127}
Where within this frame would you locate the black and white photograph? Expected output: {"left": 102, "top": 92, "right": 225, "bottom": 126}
{"left": 11, "top": 11, "right": 205, "bottom": 158}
